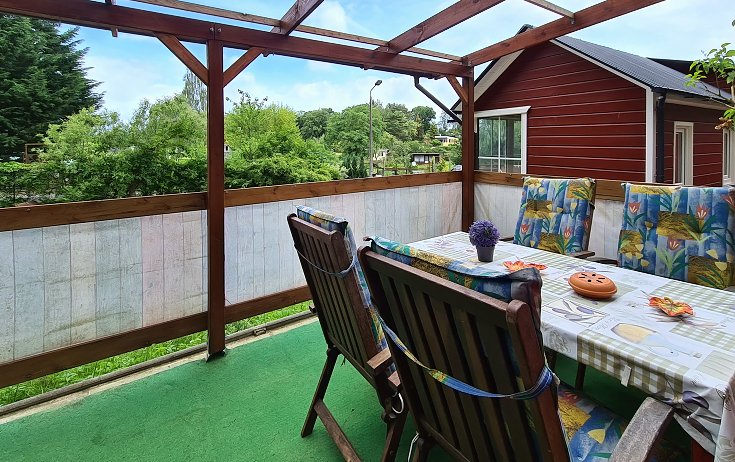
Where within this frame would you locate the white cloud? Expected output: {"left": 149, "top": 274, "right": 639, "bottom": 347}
{"left": 307, "top": 1, "right": 349, "bottom": 32}
{"left": 84, "top": 54, "right": 184, "bottom": 120}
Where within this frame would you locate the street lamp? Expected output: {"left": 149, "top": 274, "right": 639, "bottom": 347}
{"left": 369, "top": 79, "right": 382, "bottom": 177}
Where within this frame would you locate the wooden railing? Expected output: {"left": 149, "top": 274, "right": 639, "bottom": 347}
{"left": 0, "top": 172, "right": 461, "bottom": 388}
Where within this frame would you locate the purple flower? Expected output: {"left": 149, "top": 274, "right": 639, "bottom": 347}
{"left": 468, "top": 220, "right": 500, "bottom": 248}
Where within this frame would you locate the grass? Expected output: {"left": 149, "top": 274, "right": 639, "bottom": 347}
{"left": 0, "top": 302, "right": 310, "bottom": 407}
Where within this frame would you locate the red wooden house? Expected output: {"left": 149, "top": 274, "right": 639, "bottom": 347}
{"left": 455, "top": 26, "right": 733, "bottom": 186}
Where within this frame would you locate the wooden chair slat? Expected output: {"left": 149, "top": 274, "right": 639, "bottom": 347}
{"left": 408, "top": 286, "right": 475, "bottom": 458}
{"left": 429, "top": 298, "right": 494, "bottom": 462}
{"left": 392, "top": 277, "right": 457, "bottom": 446}
{"left": 376, "top": 272, "right": 440, "bottom": 432}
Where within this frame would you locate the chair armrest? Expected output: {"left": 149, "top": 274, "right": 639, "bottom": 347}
{"left": 499, "top": 236, "right": 513, "bottom": 242}
{"left": 366, "top": 348, "right": 392, "bottom": 376}
{"left": 609, "top": 398, "right": 674, "bottom": 462}
{"left": 568, "top": 250, "right": 595, "bottom": 259}
{"left": 586, "top": 256, "right": 619, "bottom": 266}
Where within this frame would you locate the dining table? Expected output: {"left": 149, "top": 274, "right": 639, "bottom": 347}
{"left": 406, "top": 231, "right": 735, "bottom": 462}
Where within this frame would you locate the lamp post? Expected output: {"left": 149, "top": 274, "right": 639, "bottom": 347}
{"left": 369, "top": 79, "right": 382, "bottom": 177}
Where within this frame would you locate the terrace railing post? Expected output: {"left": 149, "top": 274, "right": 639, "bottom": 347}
{"left": 206, "top": 36, "right": 226, "bottom": 358}
{"left": 461, "top": 71, "right": 475, "bottom": 230}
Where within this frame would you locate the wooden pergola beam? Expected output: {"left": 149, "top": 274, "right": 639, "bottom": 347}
{"left": 0, "top": 0, "right": 469, "bottom": 77}
{"left": 276, "top": 0, "right": 323, "bottom": 35}
{"left": 382, "top": 0, "right": 505, "bottom": 54}
{"left": 465, "top": 0, "right": 664, "bottom": 65}
{"left": 131, "top": 0, "right": 461, "bottom": 62}
{"left": 104, "top": 0, "right": 118, "bottom": 37}
{"left": 224, "top": 0, "right": 323, "bottom": 86}
{"left": 156, "top": 33, "right": 208, "bottom": 84}
{"left": 446, "top": 75, "right": 467, "bottom": 106}
{"left": 523, "top": 0, "right": 574, "bottom": 19}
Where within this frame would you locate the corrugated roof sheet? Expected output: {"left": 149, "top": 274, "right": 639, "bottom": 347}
{"left": 554, "top": 35, "right": 729, "bottom": 99}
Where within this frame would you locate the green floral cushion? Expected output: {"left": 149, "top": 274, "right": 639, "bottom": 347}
{"left": 618, "top": 183, "right": 735, "bottom": 289}
{"left": 514, "top": 177, "right": 596, "bottom": 255}
{"left": 295, "top": 205, "right": 387, "bottom": 352}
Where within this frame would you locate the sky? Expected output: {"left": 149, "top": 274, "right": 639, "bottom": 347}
{"left": 70, "top": 0, "right": 735, "bottom": 121}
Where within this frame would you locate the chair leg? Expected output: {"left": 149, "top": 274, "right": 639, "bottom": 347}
{"left": 380, "top": 404, "right": 408, "bottom": 462}
{"left": 411, "top": 436, "right": 434, "bottom": 462}
{"left": 302, "top": 346, "right": 340, "bottom": 437}
{"left": 575, "top": 363, "right": 587, "bottom": 391}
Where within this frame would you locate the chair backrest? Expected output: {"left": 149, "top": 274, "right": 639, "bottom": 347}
{"left": 359, "top": 247, "right": 569, "bottom": 462}
{"left": 514, "top": 177, "right": 596, "bottom": 254}
{"left": 618, "top": 183, "right": 735, "bottom": 289}
{"left": 287, "top": 211, "right": 385, "bottom": 382}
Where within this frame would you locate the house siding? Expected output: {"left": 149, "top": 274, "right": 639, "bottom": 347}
{"left": 663, "top": 104, "right": 724, "bottom": 186}
{"left": 475, "top": 41, "right": 647, "bottom": 181}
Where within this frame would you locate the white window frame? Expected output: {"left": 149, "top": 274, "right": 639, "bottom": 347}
{"left": 673, "top": 121, "right": 694, "bottom": 185}
{"left": 474, "top": 106, "right": 530, "bottom": 174}
{"left": 724, "top": 129, "right": 734, "bottom": 185}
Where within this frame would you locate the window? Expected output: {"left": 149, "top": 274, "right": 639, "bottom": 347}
{"left": 475, "top": 107, "right": 529, "bottom": 173}
{"left": 673, "top": 122, "right": 693, "bottom": 185}
{"left": 725, "top": 129, "right": 734, "bottom": 184}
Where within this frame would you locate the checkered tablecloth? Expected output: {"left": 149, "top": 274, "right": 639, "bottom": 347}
{"left": 408, "top": 232, "right": 735, "bottom": 461}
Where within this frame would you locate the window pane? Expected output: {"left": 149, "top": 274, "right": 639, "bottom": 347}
{"left": 477, "top": 114, "right": 523, "bottom": 172}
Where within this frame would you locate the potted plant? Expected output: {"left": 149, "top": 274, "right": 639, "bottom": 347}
{"left": 468, "top": 220, "right": 500, "bottom": 262}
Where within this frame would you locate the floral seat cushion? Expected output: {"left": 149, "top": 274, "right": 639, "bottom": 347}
{"left": 618, "top": 184, "right": 735, "bottom": 289}
{"left": 514, "top": 177, "right": 596, "bottom": 255}
{"left": 295, "top": 205, "right": 387, "bottom": 352}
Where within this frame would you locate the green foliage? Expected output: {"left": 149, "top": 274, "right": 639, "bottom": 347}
{"left": 383, "top": 103, "right": 416, "bottom": 142}
{"left": 410, "top": 105, "right": 436, "bottom": 139}
{"left": 225, "top": 91, "right": 302, "bottom": 159}
{"left": 297, "top": 108, "right": 334, "bottom": 139}
{"left": 0, "top": 15, "right": 101, "bottom": 160}
{"left": 325, "top": 104, "right": 383, "bottom": 178}
{"left": 687, "top": 20, "right": 735, "bottom": 129}
{"left": 181, "top": 69, "right": 208, "bottom": 113}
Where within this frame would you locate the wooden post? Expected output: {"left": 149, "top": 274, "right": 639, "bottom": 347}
{"left": 206, "top": 37, "right": 226, "bottom": 358}
{"left": 461, "top": 71, "right": 475, "bottom": 230}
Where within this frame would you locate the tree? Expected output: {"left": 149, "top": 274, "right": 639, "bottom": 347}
{"left": 0, "top": 15, "right": 101, "bottom": 160}
{"left": 687, "top": 19, "right": 734, "bottom": 129}
{"left": 297, "top": 108, "right": 334, "bottom": 139}
{"left": 383, "top": 103, "right": 415, "bottom": 142}
{"left": 181, "top": 69, "right": 207, "bottom": 113}
{"left": 410, "top": 105, "right": 436, "bottom": 140}
{"left": 325, "top": 104, "right": 383, "bottom": 178}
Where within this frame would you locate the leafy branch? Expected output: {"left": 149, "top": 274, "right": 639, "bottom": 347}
{"left": 686, "top": 19, "right": 735, "bottom": 129}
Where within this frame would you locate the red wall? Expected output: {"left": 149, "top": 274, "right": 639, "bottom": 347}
{"left": 475, "top": 41, "right": 647, "bottom": 181}
{"left": 663, "top": 104, "right": 725, "bottom": 186}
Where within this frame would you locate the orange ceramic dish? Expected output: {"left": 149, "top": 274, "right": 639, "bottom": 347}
{"left": 503, "top": 261, "right": 548, "bottom": 272}
{"left": 568, "top": 272, "right": 617, "bottom": 299}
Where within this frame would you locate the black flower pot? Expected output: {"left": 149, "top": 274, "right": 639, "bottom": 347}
{"left": 476, "top": 245, "right": 495, "bottom": 262}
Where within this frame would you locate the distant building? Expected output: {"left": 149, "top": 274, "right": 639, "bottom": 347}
{"left": 411, "top": 153, "right": 441, "bottom": 165}
{"left": 434, "top": 135, "right": 459, "bottom": 146}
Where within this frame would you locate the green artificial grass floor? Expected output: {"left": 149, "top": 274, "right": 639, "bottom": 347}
{"left": 0, "top": 321, "right": 688, "bottom": 461}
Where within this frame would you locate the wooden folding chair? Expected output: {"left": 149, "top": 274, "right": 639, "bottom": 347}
{"left": 359, "top": 246, "right": 675, "bottom": 462}
{"left": 287, "top": 212, "right": 406, "bottom": 462}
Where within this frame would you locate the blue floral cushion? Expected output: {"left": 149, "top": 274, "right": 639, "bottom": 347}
{"left": 295, "top": 205, "right": 387, "bottom": 352}
{"left": 618, "top": 183, "right": 735, "bottom": 289}
{"left": 558, "top": 384, "right": 627, "bottom": 461}
{"left": 367, "top": 236, "right": 542, "bottom": 319}
{"left": 514, "top": 177, "right": 596, "bottom": 255}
